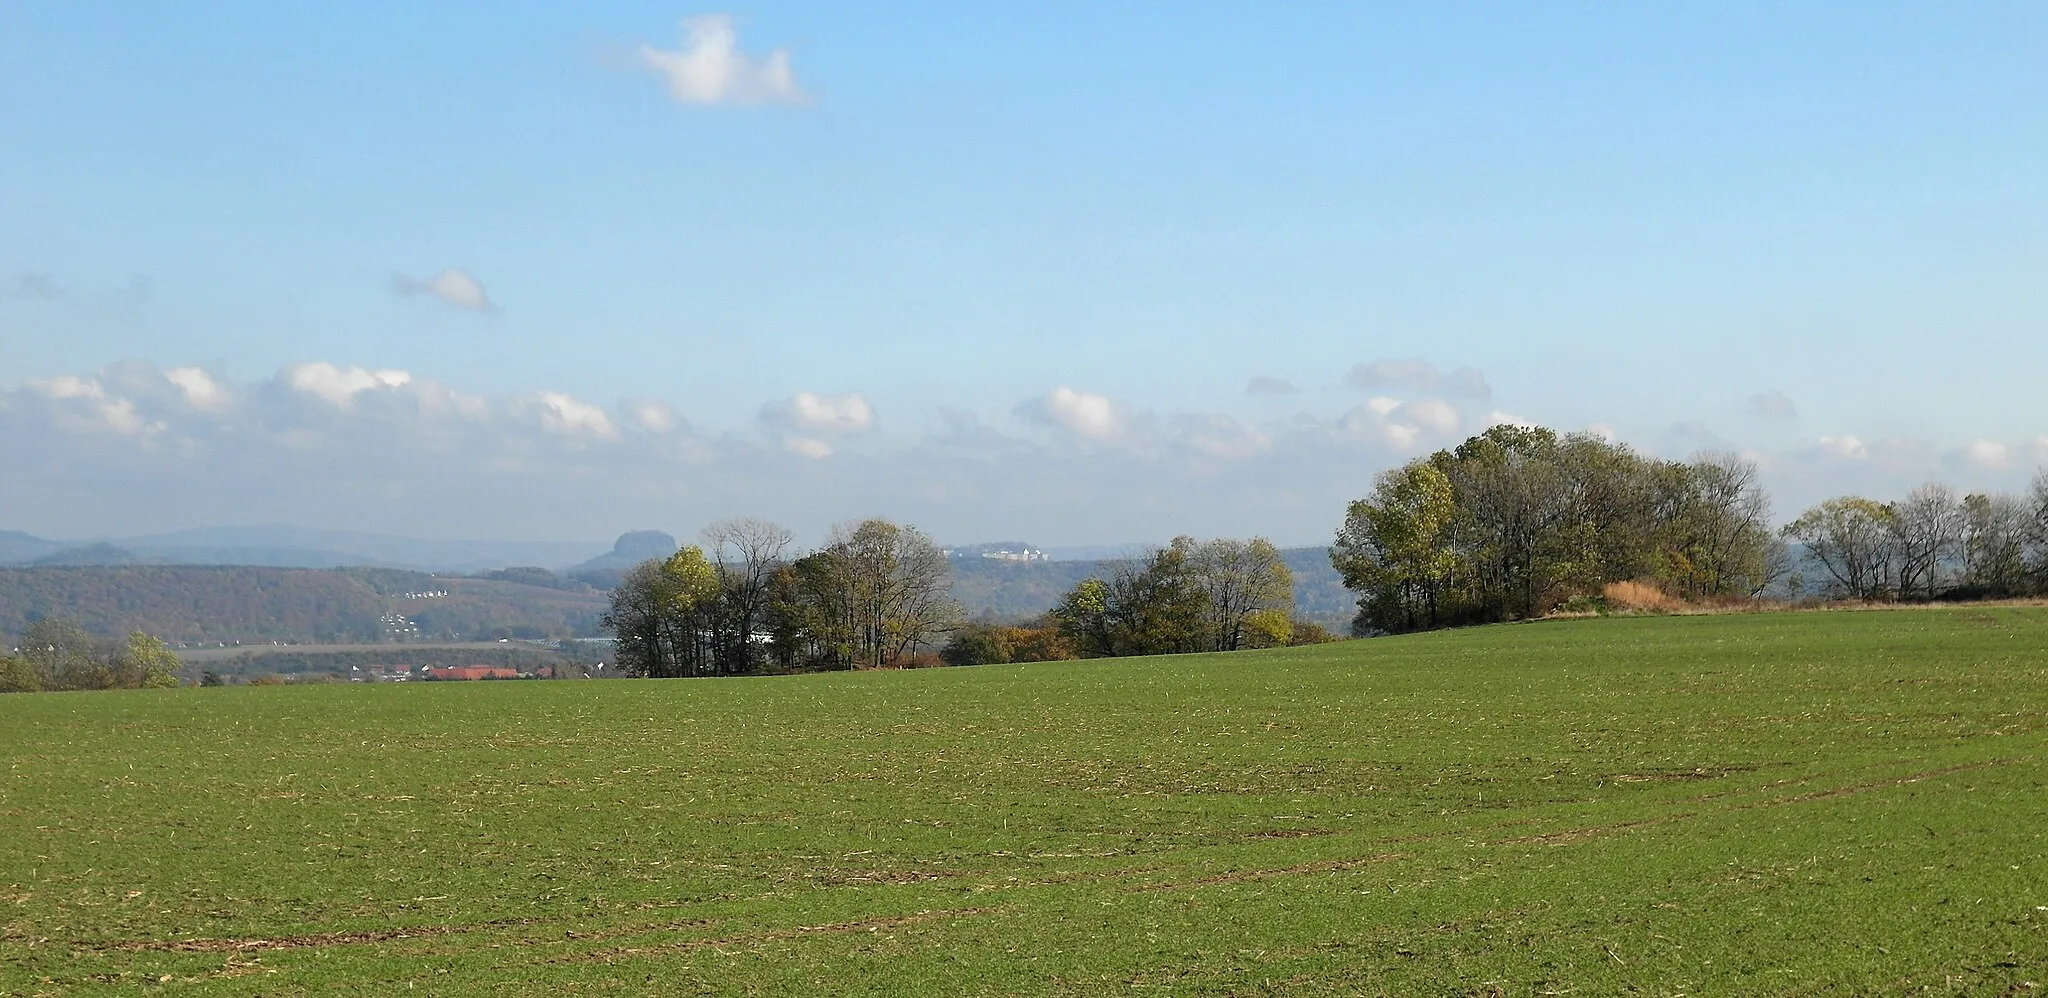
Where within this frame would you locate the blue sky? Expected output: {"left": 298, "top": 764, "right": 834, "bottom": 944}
{"left": 3, "top": 3, "right": 2045, "bottom": 545}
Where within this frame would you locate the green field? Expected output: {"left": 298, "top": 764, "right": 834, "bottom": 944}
{"left": 3, "top": 608, "right": 2045, "bottom": 995}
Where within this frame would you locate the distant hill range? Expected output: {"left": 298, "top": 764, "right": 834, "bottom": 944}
{"left": 0, "top": 525, "right": 612, "bottom": 574}
{"left": 0, "top": 565, "right": 608, "bottom": 647}
{"left": 0, "top": 525, "right": 1352, "bottom": 644}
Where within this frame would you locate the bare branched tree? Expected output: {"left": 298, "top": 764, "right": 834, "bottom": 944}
{"left": 701, "top": 517, "right": 794, "bottom": 674}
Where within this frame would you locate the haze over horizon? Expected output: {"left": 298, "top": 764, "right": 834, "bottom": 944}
{"left": 5, "top": 4, "right": 2045, "bottom": 547}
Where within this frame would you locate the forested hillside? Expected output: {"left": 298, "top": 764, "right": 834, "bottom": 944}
{"left": 0, "top": 566, "right": 605, "bottom": 645}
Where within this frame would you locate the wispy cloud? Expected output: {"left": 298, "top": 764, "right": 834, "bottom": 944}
{"left": 639, "top": 14, "right": 808, "bottom": 107}
{"left": 1749, "top": 390, "right": 1798, "bottom": 422}
{"left": 392, "top": 268, "right": 498, "bottom": 313}
{"left": 1346, "top": 359, "right": 1490, "bottom": 400}
{"left": 12, "top": 272, "right": 61, "bottom": 301}
{"left": 1245, "top": 376, "right": 1298, "bottom": 396}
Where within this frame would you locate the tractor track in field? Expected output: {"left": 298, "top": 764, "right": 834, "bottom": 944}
{"left": 537, "top": 905, "right": 1006, "bottom": 964}
{"left": 73, "top": 916, "right": 551, "bottom": 954}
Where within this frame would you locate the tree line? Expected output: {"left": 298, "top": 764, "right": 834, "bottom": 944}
{"left": 1331, "top": 425, "right": 1783, "bottom": 634}
{"left": 1, "top": 618, "right": 184, "bottom": 693}
{"left": 1782, "top": 477, "right": 2048, "bottom": 601}
{"left": 602, "top": 517, "right": 961, "bottom": 676}
{"left": 601, "top": 518, "right": 1330, "bottom": 675}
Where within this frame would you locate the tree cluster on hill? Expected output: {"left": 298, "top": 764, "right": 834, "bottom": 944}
{"left": 602, "top": 518, "right": 962, "bottom": 677}
{"left": 1048, "top": 536, "right": 1315, "bottom": 657}
{"left": 1783, "top": 476, "right": 2048, "bottom": 601}
{"left": 1331, "top": 425, "right": 1783, "bottom": 634}
{"left": 1, "top": 619, "right": 183, "bottom": 692}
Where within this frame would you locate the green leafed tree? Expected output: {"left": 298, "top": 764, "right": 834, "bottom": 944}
{"left": 120, "top": 631, "right": 185, "bottom": 688}
{"left": 1334, "top": 426, "right": 1785, "bottom": 634}
{"left": 1781, "top": 497, "right": 1897, "bottom": 601}
{"left": 0, "top": 652, "right": 39, "bottom": 693}
{"left": 1332, "top": 461, "right": 1460, "bottom": 633}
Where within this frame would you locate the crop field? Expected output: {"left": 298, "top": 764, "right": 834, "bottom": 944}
{"left": 3, "top": 608, "right": 2045, "bottom": 995}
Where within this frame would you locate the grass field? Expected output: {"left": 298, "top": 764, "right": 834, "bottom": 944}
{"left": 3, "top": 608, "right": 2045, "bottom": 995}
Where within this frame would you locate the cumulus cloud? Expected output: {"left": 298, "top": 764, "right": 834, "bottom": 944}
{"left": 528, "top": 392, "right": 620, "bottom": 441}
{"left": 639, "top": 14, "right": 807, "bottom": 107}
{"left": 764, "top": 392, "right": 874, "bottom": 435}
{"left": 1327, "top": 397, "right": 1470, "bottom": 452}
{"left": 783, "top": 436, "right": 833, "bottom": 459}
{"left": 24, "top": 375, "right": 156, "bottom": 436}
{"left": 1817, "top": 434, "right": 1867, "bottom": 459}
{"left": 163, "top": 367, "right": 228, "bottom": 411}
{"left": 1346, "top": 359, "right": 1490, "bottom": 399}
{"left": 1398, "top": 398, "right": 1461, "bottom": 435}
{"left": 392, "top": 268, "right": 497, "bottom": 313}
{"left": 1749, "top": 390, "right": 1798, "bottom": 422}
{"left": 1245, "top": 376, "right": 1297, "bottom": 396}
{"left": 1023, "top": 387, "right": 1125, "bottom": 441}
{"left": 624, "top": 399, "right": 684, "bottom": 435}
{"left": 287, "top": 362, "right": 413, "bottom": 408}
{"left": 16, "top": 358, "right": 2048, "bottom": 551}
{"left": 1962, "top": 439, "right": 2010, "bottom": 468}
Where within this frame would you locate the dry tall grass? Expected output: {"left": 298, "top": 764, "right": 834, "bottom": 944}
{"left": 1602, "top": 580, "right": 1685, "bottom": 613}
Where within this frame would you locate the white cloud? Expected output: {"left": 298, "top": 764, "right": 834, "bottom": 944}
{"left": 783, "top": 436, "right": 833, "bottom": 459}
{"left": 16, "top": 357, "right": 2048, "bottom": 551}
{"left": 766, "top": 392, "right": 874, "bottom": 435}
{"left": 287, "top": 362, "right": 413, "bottom": 408}
{"left": 1963, "top": 439, "right": 2010, "bottom": 468}
{"left": 1486, "top": 411, "right": 1537, "bottom": 430}
{"left": 164, "top": 367, "right": 228, "bottom": 411}
{"left": 639, "top": 15, "right": 807, "bottom": 107}
{"left": 530, "top": 392, "right": 620, "bottom": 441}
{"left": 1586, "top": 422, "right": 1617, "bottom": 442}
{"left": 1031, "top": 387, "right": 1123, "bottom": 440}
{"left": 1817, "top": 434, "right": 1867, "bottom": 459}
{"left": 1332, "top": 398, "right": 1463, "bottom": 451}
{"left": 392, "top": 268, "right": 497, "bottom": 313}
{"left": 625, "top": 399, "right": 683, "bottom": 434}
{"left": 1397, "top": 398, "right": 1460, "bottom": 435}
{"left": 26, "top": 376, "right": 154, "bottom": 436}
{"left": 1245, "top": 376, "right": 1297, "bottom": 396}
{"left": 1347, "top": 359, "right": 1490, "bottom": 399}
{"left": 1749, "top": 390, "right": 1798, "bottom": 422}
